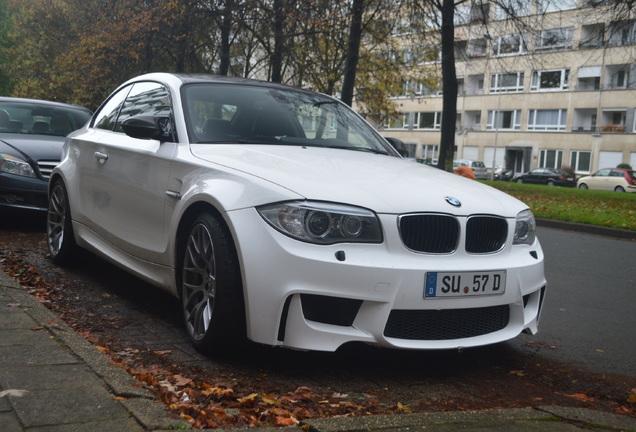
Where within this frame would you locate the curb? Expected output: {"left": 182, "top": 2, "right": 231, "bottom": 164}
{"left": 537, "top": 218, "right": 636, "bottom": 241}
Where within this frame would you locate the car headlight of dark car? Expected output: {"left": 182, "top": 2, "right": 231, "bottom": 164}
{"left": 258, "top": 201, "right": 383, "bottom": 244}
{"left": 0, "top": 153, "right": 37, "bottom": 178}
{"left": 513, "top": 209, "right": 536, "bottom": 245}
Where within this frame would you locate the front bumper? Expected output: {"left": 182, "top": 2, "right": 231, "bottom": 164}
{"left": 0, "top": 173, "right": 49, "bottom": 211}
{"left": 228, "top": 208, "right": 547, "bottom": 352}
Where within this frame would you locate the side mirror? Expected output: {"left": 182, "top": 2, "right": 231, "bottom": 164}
{"left": 121, "top": 115, "right": 171, "bottom": 141}
{"left": 385, "top": 137, "right": 408, "bottom": 157}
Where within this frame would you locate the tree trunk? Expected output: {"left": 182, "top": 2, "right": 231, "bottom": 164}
{"left": 437, "top": 0, "right": 457, "bottom": 172}
{"left": 271, "top": 0, "right": 285, "bottom": 82}
{"left": 219, "top": 0, "right": 233, "bottom": 76}
{"left": 340, "top": 0, "right": 364, "bottom": 106}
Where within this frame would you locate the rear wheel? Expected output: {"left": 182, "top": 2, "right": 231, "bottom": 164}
{"left": 46, "top": 180, "right": 77, "bottom": 264}
{"left": 179, "top": 212, "right": 246, "bottom": 354}
{"left": 614, "top": 186, "right": 625, "bottom": 192}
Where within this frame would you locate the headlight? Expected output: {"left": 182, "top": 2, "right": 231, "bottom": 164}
{"left": 257, "top": 201, "right": 383, "bottom": 244}
{"left": 513, "top": 209, "right": 536, "bottom": 245}
{"left": 0, "top": 153, "right": 36, "bottom": 178}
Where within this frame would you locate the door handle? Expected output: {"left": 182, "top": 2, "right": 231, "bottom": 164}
{"left": 94, "top": 152, "right": 109, "bottom": 163}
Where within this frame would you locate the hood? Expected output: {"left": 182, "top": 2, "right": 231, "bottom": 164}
{"left": 190, "top": 144, "right": 527, "bottom": 216}
{"left": 0, "top": 133, "right": 66, "bottom": 161}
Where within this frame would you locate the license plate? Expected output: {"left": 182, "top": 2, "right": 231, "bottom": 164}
{"left": 424, "top": 270, "right": 506, "bottom": 298}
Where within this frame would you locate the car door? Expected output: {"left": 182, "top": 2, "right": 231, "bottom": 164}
{"left": 82, "top": 81, "right": 176, "bottom": 263}
{"left": 588, "top": 169, "right": 611, "bottom": 190}
{"left": 527, "top": 169, "right": 543, "bottom": 184}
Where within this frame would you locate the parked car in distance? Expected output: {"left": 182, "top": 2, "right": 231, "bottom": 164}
{"left": 47, "top": 73, "right": 546, "bottom": 354}
{"left": 0, "top": 97, "right": 92, "bottom": 212}
{"left": 577, "top": 168, "right": 636, "bottom": 192}
{"left": 513, "top": 168, "right": 576, "bottom": 187}
{"left": 453, "top": 159, "right": 488, "bottom": 179}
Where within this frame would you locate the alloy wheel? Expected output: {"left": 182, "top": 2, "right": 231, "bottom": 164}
{"left": 182, "top": 223, "right": 217, "bottom": 342}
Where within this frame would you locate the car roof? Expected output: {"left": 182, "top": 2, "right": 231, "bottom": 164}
{"left": 130, "top": 72, "right": 319, "bottom": 95}
{"left": 0, "top": 96, "right": 91, "bottom": 112}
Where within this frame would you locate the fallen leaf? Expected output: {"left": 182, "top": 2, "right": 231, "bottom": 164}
{"left": 615, "top": 406, "right": 633, "bottom": 414}
{"left": 237, "top": 393, "right": 259, "bottom": 404}
{"left": 0, "top": 389, "right": 30, "bottom": 398}
{"left": 153, "top": 350, "right": 172, "bottom": 355}
{"left": 397, "top": 402, "right": 412, "bottom": 413}
{"left": 566, "top": 393, "right": 595, "bottom": 402}
{"left": 509, "top": 370, "right": 526, "bottom": 377}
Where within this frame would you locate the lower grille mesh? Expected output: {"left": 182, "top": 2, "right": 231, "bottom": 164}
{"left": 384, "top": 305, "right": 510, "bottom": 340}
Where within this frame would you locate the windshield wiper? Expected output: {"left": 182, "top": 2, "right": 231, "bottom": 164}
{"left": 323, "top": 144, "right": 388, "bottom": 155}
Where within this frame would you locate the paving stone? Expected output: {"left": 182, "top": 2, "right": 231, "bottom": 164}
{"left": 0, "top": 328, "right": 60, "bottom": 347}
{"left": 0, "top": 363, "right": 99, "bottom": 391}
{"left": 0, "top": 342, "right": 78, "bottom": 366}
{"left": 0, "top": 411, "right": 23, "bottom": 432}
{"left": 9, "top": 386, "right": 132, "bottom": 427}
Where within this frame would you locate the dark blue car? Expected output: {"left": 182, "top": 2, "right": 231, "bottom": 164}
{"left": 0, "top": 97, "right": 91, "bottom": 212}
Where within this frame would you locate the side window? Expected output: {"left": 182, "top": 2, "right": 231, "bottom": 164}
{"left": 115, "top": 82, "right": 172, "bottom": 135}
{"left": 93, "top": 85, "right": 132, "bottom": 131}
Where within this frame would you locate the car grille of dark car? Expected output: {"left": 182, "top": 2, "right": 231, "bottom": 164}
{"left": 399, "top": 214, "right": 508, "bottom": 254}
{"left": 37, "top": 160, "right": 59, "bottom": 179}
{"left": 383, "top": 305, "right": 510, "bottom": 340}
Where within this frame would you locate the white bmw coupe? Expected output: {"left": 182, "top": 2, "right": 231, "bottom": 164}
{"left": 47, "top": 73, "right": 546, "bottom": 353}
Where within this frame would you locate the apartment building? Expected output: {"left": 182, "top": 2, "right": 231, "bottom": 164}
{"left": 379, "top": 0, "right": 636, "bottom": 176}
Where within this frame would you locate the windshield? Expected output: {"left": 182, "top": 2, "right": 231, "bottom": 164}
{"left": 182, "top": 83, "right": 396, "bottom": 155}
{"left": 0, "top": 101, "right": 91, "bottom": 137}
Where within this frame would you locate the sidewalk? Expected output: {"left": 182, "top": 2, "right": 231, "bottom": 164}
{"left": 1, "top": 266, "right": 635, "bottom": 431}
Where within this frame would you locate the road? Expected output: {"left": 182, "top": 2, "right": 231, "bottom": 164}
{"left": 510, "top": 226, "right": 636, "bottom": 376}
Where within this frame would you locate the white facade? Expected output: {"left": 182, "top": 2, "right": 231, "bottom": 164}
{"left": 379, "top": 0, "right": 636, "bottom": 175}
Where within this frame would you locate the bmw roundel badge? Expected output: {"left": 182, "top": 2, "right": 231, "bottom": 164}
{"left": 445, "top": 196, "right": 461, "bottom": 207}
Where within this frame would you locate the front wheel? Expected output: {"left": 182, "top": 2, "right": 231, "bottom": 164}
{"left": 516, "top": 178, "right": 524, "bottom": 184}
{"left": 179, "top": 212, "right": 246, "bottom": 354}
{"left": 547, "top": 179, "right": 555, "bottom": 186}
{"left": 578, "top": 183, "right": 588, "bottom": 190}
{"left": 46, "top": 180, "right": 77, "bottom": 264}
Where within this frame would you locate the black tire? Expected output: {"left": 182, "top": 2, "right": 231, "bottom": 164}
{"left": 46, "top": 180, "right": 77, "bottom": 265}
{"left": 179, "top": 212, "right": 246, "bottom": 354}
{"left": 614, "top": 186, "right": 625, "bottom": 192}
{"left": 516, "top": 178, "right": 524, "bottom": 184}
{"left": 547, "top": 179, "right": 555, "bottom": 186}
{"left": 578, "top": 183, "right": 588, "bottom": 190}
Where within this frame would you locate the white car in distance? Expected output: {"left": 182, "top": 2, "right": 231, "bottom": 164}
{"left": 47, "top": 73, "right": 546, "bottom": 354}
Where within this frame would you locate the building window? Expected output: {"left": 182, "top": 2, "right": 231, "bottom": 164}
{"left": 487, "top": 110, "right": 521, "bottom": 130}
{"left": 539, "top": 0, "right": 578, "bottom": 13}
{"left": 539, "top": 149, "right": 563, "bottom": 169}
{"left": 570, "top": 151, "right": 591, "bottom": 174}
{"left": 600, "top": 109, "right": 626, "bottom": 132}
{"left": 468, "top": 39, "right": 487, "bottom": 57}
{"left": 608, "top": 20, "right": 636, "bottom": 47}
{"left": 492, "top": 34, "right": 527, "bottom": 56}
{"left": 536, "top": 27, "right": 574, "bottom": 51}
{"left": 528, "top": 109, "right": 567, "bottom": 131}
{"left": 605, "top": 64, "right": 632, "bottom": 89}
{"left": 577, "top": 66, "right": 601, "bottom": 90}
{"left": 495, "top": 0, "right": 531, "bottom": 20}
{"left": 490, "top": 72, "right": 524, "bottom": 92}
{"left": 531, "top": 69, "right": 570, "bottom": 91}
{"left": 469, "top": 3, "right": 489, "bottom": 24}
{"left": 384, "top": 114, "right": 408, "bottom": 130}
{"left": 421, "top": 144, "right": 439, "bottom": 161}
{"left": 415, "top": 112, "right": 442, "bottom": 130}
